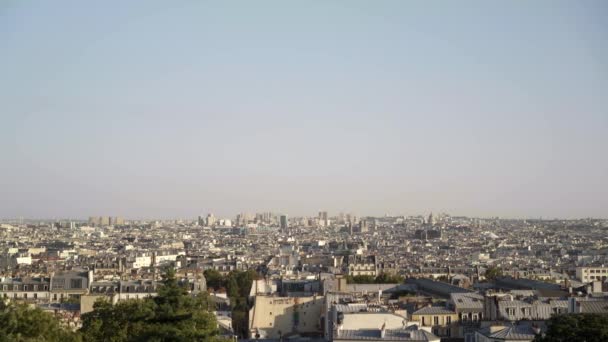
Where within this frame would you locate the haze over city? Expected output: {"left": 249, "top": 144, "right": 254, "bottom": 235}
{"left": 1, "top": 1, "right": 607, "bottom": 219}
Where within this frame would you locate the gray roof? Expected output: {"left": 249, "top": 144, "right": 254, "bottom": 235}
{"left": 477, "top": 325, "right": 538, "bottom": 341}
{"left": 451, "top": 292, "right": 483, "bottom": 311}
{"left": 405, "top": 278, "right": 472, "bottom": 298}
{"left": 579, "top": 300, "right": 608, "bottom": 313}
{"left": 412, "top": 306, "right": 455, "bottom": 315}
{"left": 336, "top": 328, "right": 438, "bottom": 341}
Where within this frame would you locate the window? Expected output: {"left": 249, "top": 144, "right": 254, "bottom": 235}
{"left": 446, "top": 316, "right": 451, "bottom": 324}
{"left": 70, "top": 279, "right": 83, "bottom": 289}
{"left": 24, "top": 293, "right": 28, "bottom": 299}
{"left": 269, "top": 312, "right": 272, "bottom": 315}
{"left": 34, "top": 293, "right": 37, "bottom": 299}
{"left": 422, "top": 317, "right": 426, "bottom": 325}
{"left": 23, "top": 285, "right": 28, "bottom": 291}
{"left": 434, "top": 316, "right": 439, "bottom": 325}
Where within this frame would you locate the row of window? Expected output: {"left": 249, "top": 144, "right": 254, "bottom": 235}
{"left": 420, "top": 313, "right": 484, "bottom": 326}
{"left": 3, "top": 293, "right": 40, "bottom": 299}
{"left": 1, "top": 285, "right": 49, "bottom": 291}
{"left": 91, "top": 286, "right": 157, "bottom": 293}
{"left": 421, "top": 315, "right": 453, "bottom": 326}
{"left": 584, "top": 269, "right": 608, "bottom": 274}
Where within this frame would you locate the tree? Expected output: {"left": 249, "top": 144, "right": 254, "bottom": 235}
{"left": 0, "top": 300, "right": 81, "bottom": 342}
{"left": 484, "top": 266, "right": 502, "bottom": 280}
{"left": 346, "top": 274, "right": 403, "bottom": 284}
{"left": 80, "top": 268, "right": 219, "bottom": 341}
{"left": 346, "top": 275, "right": 375, "bottom": 284}
{"left": 374, "top": 273, "right": 404, "bottom": 284}
{"left": 203, "top": 269, "right": 224, "bottom": 290}
{"left": 534, "top": 314, "right": 608, "bottom": 342}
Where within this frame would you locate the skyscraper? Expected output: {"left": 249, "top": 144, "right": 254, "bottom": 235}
{"left": 319, "top": 211, "right": 329, "bottom": 227}
{"left": 206, "top": 213, "right": 216, "bottom": 227}
{"left": 279, "top": 214, "right": 288, "bottom": 231}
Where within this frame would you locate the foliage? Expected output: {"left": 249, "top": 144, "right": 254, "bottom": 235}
{"left": 346, "top": 274, "right": 404, "bottom": 284}
{"left": 484, "top": 266, "right": 503, "bottom": 280}
{"left": 0, "top": 300, "right": 81, "bottom": 342}
{"left": 391, "top": 290, "right": 416, "bottom": 299}
{"left": 80, "top": 268, "right": 218, "bottom": 341}
{"left": 203, "top": 269, "right": 225, "bottom": 290}
{"left": 534, "top": 314, "right": 608, "bottom": 342}
{"left": 224, "top": 270, "right": 258, "bottom": 338}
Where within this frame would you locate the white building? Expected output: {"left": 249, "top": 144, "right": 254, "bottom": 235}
{"left": 576, "top": 266, "right": 608, "bottom": 283}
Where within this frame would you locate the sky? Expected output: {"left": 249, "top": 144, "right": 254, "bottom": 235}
{"left": 1, "top": 1, "right": 607, "bottom": 220}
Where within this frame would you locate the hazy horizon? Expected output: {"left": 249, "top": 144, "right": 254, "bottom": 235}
{"left": 2, "top": 1, "right": 607, "bottom": 220}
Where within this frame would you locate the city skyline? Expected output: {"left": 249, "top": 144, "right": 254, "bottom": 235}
{"left": 2, "top": 1, "right": 607, "bottom": 219}
{"left": 1, "top": 210, "right": 606, "bottom": 222}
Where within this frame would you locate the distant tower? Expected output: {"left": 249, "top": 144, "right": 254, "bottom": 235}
{"left": 428, "top": 212, "right": 435, "bottom": 226}
{"left": 279, "top": 214, "right": 288, "bottom": 231}
{"left": 360, "top": 219, "right": 369, "bottom": 233}
{"left": 319, "top": 211, "right": 329, "bottom": 227}
{"left": 206, "top": 213, "right": 216, "bottom": 227}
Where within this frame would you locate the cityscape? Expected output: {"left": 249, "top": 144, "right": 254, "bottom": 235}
{"left": 2, "top": 0, "right": 607, "bottom": 341}
{"left": 1, "top": 213, "right": 607, "bottom": 341}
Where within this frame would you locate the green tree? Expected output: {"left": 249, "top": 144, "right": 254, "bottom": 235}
{"left": 534, "top": 314, "right": 608, "bottom": 342}
{"left": 346, "top": 275, "right": 376, "bottom": 284}
{"left": 0, "top": 300, "right": 81, "bottom": 342}
{"left": 224, "top": 270, "right": 258, "bottom": 338}
{"left": 484, "top": 266, "right": 503, "bottom": 280}
{"left": 203, "top": 269, "right": 224, "bottom": 290}
{"left": 80, "top": 268, "right": 219, "bottom": 341}
{"left": 374, "top": 273, "right": 404, "bottom": 284}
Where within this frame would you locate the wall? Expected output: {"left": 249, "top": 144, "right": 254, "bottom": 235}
{"left": 249, "top": 296, "right": 323, "bottom": 338}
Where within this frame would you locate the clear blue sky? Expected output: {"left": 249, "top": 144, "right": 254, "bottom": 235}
{"left": 1, "top": 1, "right": 607, "bottom": 219}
